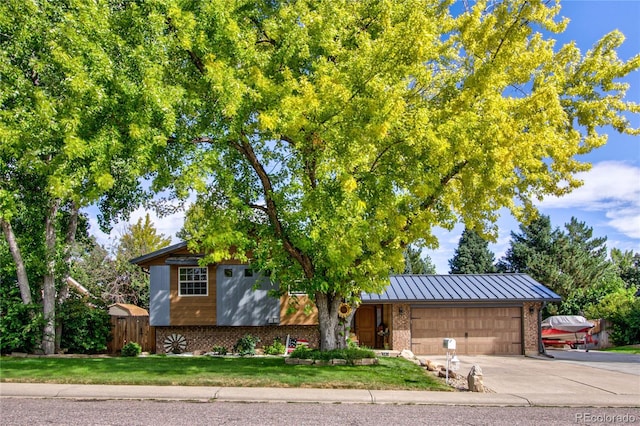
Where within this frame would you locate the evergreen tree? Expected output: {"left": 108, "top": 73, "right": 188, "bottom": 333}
{"left": 401, "top": 246, "right": 437, "bottom": 274}
{"left": 449, "top": 228, "right": 496, "bottom": 274}
{"left": 499, "top": 215, "right": 612, "bottom": 315}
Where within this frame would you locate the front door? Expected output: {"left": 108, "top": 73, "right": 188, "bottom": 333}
{"left": 355, "top": 305, "right": 376, "bottom": 348}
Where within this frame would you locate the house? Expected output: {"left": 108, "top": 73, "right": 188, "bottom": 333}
{"left": 129, "top": 242, "right": 318, "bottom": 354}
{"left": 131, "top": 242, "right": 560, "bottom": 356}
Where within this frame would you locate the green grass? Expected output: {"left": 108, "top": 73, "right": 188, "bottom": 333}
{"left": 600, "top": 345, "right": 640, "bottom": 354}
{"left": 0, "top": 355, "right": 451, "bottom": 391}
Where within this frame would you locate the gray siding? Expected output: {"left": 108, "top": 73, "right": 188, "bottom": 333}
{"left": 216, "top": 265, "right": 280, "bottom": 326}
{"left": 149, "top": 265, "right": 171, "bottom": 326}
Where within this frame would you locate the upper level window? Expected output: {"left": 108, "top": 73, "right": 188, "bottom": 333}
{"left": 179, "top": 267, "right": 208, "bottom": 296}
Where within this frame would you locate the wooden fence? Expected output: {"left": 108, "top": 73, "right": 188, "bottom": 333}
{"left": 108, "top": 315, "right": 156, "bottom": 354}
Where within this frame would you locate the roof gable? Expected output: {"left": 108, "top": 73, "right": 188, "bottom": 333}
{"left": 362, "top": 274, "right": 561, "bottom": 303}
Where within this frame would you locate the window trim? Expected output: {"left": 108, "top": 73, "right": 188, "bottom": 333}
{"left": 178, "top": 266, "right": 208, "bottom": 297}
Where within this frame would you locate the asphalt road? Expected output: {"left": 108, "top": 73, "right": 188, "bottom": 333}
{"left": 1, "top": 399, "right": 639, "bottom": 426}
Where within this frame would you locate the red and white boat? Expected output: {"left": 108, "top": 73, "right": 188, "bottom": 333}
{"left": 542, "top": 315, "right": 596, "bottom": 350}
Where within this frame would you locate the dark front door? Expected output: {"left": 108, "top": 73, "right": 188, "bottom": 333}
{"left": 355, "top": 305, "right": 376, "bottom": 348}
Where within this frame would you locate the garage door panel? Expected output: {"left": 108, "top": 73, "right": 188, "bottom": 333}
{"left": 411, "top": 307, "right": 522, "bottom": 355}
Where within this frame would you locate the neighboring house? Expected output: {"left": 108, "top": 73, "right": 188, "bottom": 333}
{"left": 131, "top": 242, "right": 560, "bottom": 356}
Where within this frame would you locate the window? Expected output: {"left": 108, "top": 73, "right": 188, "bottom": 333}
{"left": 178, "top": 267, "right": 208, "bottom": 296}
{"left": 224, "top": 268, "right": 233, "bottom": 277}
{"left": 244, "top": 268, "right": 253, "bottom": 277}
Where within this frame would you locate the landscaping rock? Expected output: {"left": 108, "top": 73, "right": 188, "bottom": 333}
{"left": 331, "top": 359, "right": 347, "bottom": 365}
{"left": 193, "top": 350, "right": 206, "bottom": 356}
{"left": 284, "top": 357, "right": 299, "bottom": 365}
{"left": 399, "top": 349, "right": 416, "bottom": 361}
{"left": 467, "top": 364, "right": 484, "bottom": 392}
{"left": 438, "top": 369, "right": 458, "bottom": 379}
{"left": 425, "top": 360, "right": 438, "bottom": 371}
{"left": 298, "top": 358, "right": 314, "bottom": 365}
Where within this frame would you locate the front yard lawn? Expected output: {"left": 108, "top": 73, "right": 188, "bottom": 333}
{"left": 0, "top": 355, "right": 451, "bottom": 391}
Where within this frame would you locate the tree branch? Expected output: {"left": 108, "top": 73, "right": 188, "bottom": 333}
{"left": 233, "top": 132, "right": 314, "bottom": 278}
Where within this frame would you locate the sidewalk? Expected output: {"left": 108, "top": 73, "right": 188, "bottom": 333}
{"left": 1, "top": 382, "right": 638, "bottom": 408}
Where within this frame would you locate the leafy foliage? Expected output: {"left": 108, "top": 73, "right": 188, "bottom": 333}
{"left": 0, "top": 284, "right": 43, "bottom": 354}
{"left": 262, "top": 338, "right": 286, "bottom": 356}
{"left": 121, "top": 342, "right": 142, "bottom": 357}
{"left": 233, "top": 335, "right": 260, "bottom": 356}
{"left": 146, "top": 0, "right": 639, "bottom": 350}
{"left": 58, "top": 297, "right": 111, "bottom": 354}
{"left": 211, "top": 345, "right": 228, "bottom": 355}
{"left": 449, "top": 228, "right": 496, "bottom": 274}
{"left": 585, "top": 287, "right": 640, "bottom": 346}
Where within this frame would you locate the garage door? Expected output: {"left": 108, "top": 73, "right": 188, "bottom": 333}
{"left": 411, "top": 307, "right": 522, "bottom": 355}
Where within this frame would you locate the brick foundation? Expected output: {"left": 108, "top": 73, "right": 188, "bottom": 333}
{"left": 155, "top": 325, "right": 319, "bottom": 354}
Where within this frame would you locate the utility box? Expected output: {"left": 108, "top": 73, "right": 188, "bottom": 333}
{"left": 443, "top": 338, "right": 457, "bottom": 350}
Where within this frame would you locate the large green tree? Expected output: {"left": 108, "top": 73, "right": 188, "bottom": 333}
{"left": 0, "top": 0, "right": 180, "bottom": 353}
{"left": 144, "top": 0, "right": 640, "bottom": 349}
{"left": 449, "top": 228, "right": 496, "bottom": 274}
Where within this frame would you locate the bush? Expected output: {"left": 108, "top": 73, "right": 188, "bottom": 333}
{"left": 121, "top": 342, "right": 142, "bottom": 357}
{"left": 59, "top": 298, "right": 111, "bottom": 354}
{"left": 211, "top": 345, "right": 228, "bottom": 355}
{"left": 263, "top": 338, "right": 286, "bottom": 355}
{"left": 233, "top": 334, "right": 260, "bottom": 356}
{"left": 288, "top": 347, "right": 376, "bottom": 364}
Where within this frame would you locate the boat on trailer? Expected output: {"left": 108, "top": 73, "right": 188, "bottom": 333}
{"left": 541, "top": 315, "right": 596, "bottom": 350}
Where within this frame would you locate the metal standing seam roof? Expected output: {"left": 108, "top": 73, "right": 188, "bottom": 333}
{"left": 361, "top": 274, "right": 561, "bottom": 303}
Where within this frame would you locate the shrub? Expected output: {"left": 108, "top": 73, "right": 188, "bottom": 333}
{"left": 233, "top": 334, "right": 260, "bottom": 356}
{"left": 288, "top": 347, "right": 376, "bottom": 364}
{"left": 121, "top": 342, "right": 142, "bottom": 357}
{"left": 263, "top": 338, "right": 286, "bottom": 355}
{"left": 211, "top": 345, "right": 228, "bottom": 355}
{"left": 59, "top": 298, "right": 111, "bottom": 354}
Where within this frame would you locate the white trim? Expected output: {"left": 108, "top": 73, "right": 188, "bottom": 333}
{"left": 178, "top": 266, "right": 208, "bottom": 297}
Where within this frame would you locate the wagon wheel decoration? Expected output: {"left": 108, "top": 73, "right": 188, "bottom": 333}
{"left": 163, "top": 334, "right": 187, "bottom": 354}
{"left": 337, "top": 303, "right": 352, "bottom": 319}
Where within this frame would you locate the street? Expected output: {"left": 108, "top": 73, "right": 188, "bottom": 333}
{"left": 1, "top": 399, "right": 639, "bottom": 426}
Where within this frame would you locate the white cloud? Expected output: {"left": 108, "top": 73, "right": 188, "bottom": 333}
{"left": 538, "top": 161, "right": 640, "bottom": 239}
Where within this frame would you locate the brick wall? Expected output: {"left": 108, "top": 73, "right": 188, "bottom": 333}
{"left": 155, "top": 325, "right": 319, "bottom": 354}
{"left": 523, "top": 302, "right": 542, "bottom": 355}
{"left": 391, "top": 303, "right": 411, "bottom": 351}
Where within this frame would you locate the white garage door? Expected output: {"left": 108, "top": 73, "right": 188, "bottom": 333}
{"left": 411, "top": 307, "right": 522, "bottom": 355}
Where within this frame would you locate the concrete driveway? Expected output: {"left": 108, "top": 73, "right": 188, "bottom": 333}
{"left": 423, "top": 349, "right": 640, "bottom": 398}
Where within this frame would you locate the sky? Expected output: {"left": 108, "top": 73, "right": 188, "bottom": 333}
{"left": 85, "top": 1, "right": 640, "bottom": 273}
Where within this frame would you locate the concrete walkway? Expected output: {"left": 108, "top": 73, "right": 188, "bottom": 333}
{"left": 1, "top": 351, "right": 638, "bottom": 408}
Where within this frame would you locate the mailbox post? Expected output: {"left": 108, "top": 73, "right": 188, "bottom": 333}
{"left": 443, "top": 338, "right": 458, "bottom": 384}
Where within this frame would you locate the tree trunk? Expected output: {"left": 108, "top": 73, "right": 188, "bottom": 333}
{"left": 42, "top": 200, "right": 60, "bottom": 355}
{"left": 0, "top": 218, "right": 32, "bottom": 305}
{"left": 315, "top": 292, "right": 344, "bottom": 351}
{"left": 56, "top": 202, "right": 79, "bottom": 352}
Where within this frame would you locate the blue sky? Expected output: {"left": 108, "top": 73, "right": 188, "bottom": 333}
{"left": 86, "top": 1, "right": 640, "bottom": 272}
